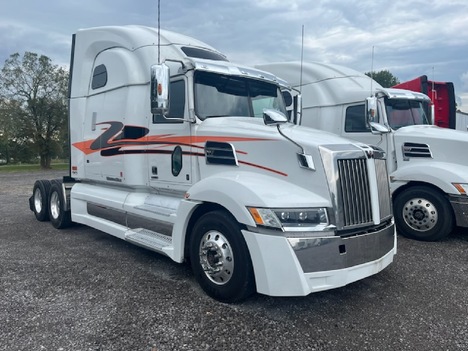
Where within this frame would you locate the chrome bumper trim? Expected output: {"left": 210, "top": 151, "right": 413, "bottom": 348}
{"left": 288, "top": 222, "right": 395, "bottom": 273}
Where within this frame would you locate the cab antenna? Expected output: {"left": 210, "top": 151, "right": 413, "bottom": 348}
{"left": 158, "top": 0, "right": 161, "bottom": 64}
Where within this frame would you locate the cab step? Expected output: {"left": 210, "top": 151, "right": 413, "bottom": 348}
{"left": 125, "top": 228, "right": 173, "bottom": 255}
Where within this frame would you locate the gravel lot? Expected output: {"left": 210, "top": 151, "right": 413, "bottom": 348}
{"left": 1, "top": 170, "right": 467, "bottom": 351}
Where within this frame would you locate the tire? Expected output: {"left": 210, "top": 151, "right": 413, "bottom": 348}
{"left": 31, "top": 180, "right": 51, "bottom": 221}
{"left": 190, "top": 210, "right": 256, "bottom": 303}
{"left": 393, "top": 186, "right": 454, "bottom": 241}
{"left": 48, "top": 182, "right": 72, "bottom": 229}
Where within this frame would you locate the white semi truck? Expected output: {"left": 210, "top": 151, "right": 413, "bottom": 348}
{"left": 257, "top": 61, "right": 468, "bottom": 241}
{"left": 29, "top": 26, "right": 395, "bottom": 302}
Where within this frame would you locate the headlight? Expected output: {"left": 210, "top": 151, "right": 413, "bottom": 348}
{"left": 248, "top": 207, "right": 329, "bottom": 230}
{"left": 453, "top": 183, "right": 468, "bottom": 195}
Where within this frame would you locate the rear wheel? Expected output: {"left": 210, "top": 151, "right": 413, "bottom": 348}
{"left": 48, "top": 182, "right": 72, "bottom": 229}
{"left": 31, "top": 180, "right": 51, "bottom": 221}
{"left": 393, "top": 186, "right": 453, "bottom": 241}
{"left": 190, "top": 210, "right": 255, "bottom": 303}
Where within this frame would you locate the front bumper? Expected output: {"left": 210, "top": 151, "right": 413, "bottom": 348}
{"left": 242, "top": 221, "right": 396, "bottom": 297}
{"left": 449, "top": 195, "right": 468, "bottom": 227}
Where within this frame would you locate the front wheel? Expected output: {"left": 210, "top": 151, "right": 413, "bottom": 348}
{"left": 190, "top": 210, "right": 255, "bottom": 303}
{"left": 393, "top": 186, "right": 454, "bottom": 241}
{"left": 48, "top": 182, "right": 72, "bottom": 229}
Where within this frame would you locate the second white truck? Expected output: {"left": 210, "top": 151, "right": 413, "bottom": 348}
{"left": 258, "top": 61, "right": 468, "bottom": 241}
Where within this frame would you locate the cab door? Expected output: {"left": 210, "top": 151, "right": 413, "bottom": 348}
{"left": 147, "top": 78, "right": 193, "bottom": 191}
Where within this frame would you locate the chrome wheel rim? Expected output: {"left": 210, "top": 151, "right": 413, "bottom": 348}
{"left": 50, "top": 191, "right": 61, "bottom": 220}
{"left": 34, "top": 188, "right": 43, "bottom": 213}
{"left": 199, "top": 230, "right": 234, "bottom": 285}
{"left": 402, "top": 197, "right": 437, "bottom": 232}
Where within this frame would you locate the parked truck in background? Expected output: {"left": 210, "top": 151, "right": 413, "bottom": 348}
{"left": 30, "top": 26, "right": 396, "bottom": 302}
{"left": 257, "top": 61, "right": 468, "bottom": 241}
{"left": 393, "top": 75, "right": 468, "bottom": 131}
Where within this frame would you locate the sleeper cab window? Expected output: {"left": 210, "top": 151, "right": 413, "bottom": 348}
{"left": 153, "top": 80, "right": 185, "bottom": 124}
{"left": 91, "top": 64, "right": 107, "bottom": 90}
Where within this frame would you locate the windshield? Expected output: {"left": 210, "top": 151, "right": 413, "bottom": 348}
{"left": 194, "top": 71, "right": 287, "bottom": 120}
{"left": 384, "top": 98, "right": 430, "bottom": 130}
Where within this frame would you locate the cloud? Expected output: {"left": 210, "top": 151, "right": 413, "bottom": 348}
{"left": 461, "top": 72, "right": 468, "bottom": 91}
{"left": 1, "top": 0, "right": 468, "bottom": 97}
{"left": 0, "top": 22, "right": 70, "bottom": 67}
{"left": 458, "top": 92, "right": 468, "bottom": 112}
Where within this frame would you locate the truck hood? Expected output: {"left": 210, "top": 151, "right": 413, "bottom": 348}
{"left": 194, "top": 117, "right": 377, "bottom": 212}
{"left": 279, "top": 123, "right": 366, "bottom": 152}
{"left": 197, "top": 117, "right": 361, "bottom": 152}
{"left": 394, "top": 125, "right": 468, "bottom": 163}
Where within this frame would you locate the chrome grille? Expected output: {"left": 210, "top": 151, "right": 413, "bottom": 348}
{"left": 375, "top": 159, "right": 392, "bottom": 220}
{"left": 337, "top": 158, "right": 373, "bottom": 227}
{"left": 320, "top": 144, "right": 392, "bottom": 233}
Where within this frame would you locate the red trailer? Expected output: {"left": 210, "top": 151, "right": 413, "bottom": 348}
{"left": 393, "top": 75, "right": 456, "bottom": 129}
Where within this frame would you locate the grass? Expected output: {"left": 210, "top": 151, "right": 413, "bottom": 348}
{"left": 0, "top": 163, "right": 69, "bottom": 172}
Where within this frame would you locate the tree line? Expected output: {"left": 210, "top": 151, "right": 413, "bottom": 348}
{"left": 364, "top": 70, "right": 400, "bottom": 87}
{"left": 0, "top": 52, "right": 68, "bottom": 168}
{"left": 0, "top": 52, "right": 400, "bottom": 169}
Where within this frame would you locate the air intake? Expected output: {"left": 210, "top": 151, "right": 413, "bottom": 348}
{"left": 402, "top": 143, "right": 432, "bottom": 160}
{"left": 205, "top": 141, "right": 238, "bottom": 166}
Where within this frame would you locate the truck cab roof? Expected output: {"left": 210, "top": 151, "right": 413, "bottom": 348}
{"left": 256, "top": 61, "right": 381, "bottom": 107}
{"left": 256, "top": 62, "right": 431, "bottom": 108}
{"left": 71, "top": 25, "right": 288, "bottom": 98}
{"left": 75, "top": 25, "right": 225, "bottom": 59}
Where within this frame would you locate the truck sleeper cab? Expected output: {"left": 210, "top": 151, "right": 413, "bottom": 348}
{"left": 30, "top": 26, "right": 396, "bottom": 302}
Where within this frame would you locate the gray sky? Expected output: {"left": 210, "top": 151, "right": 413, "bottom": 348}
{"left": 2, "top": 0, "right": 468, "bottom": 109}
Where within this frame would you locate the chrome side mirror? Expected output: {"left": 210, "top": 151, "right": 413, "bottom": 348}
{"left": 366, "top": 96, "right": 378, "bottom": 123}
{"left": 369, "top": 121, "right": 391, "bottom": 134}
{"left": 150, "top": 63, "right": 170, "bottom": 115}
{"left": 263, "top": 108, "right": 288, "bottom": 125}
{"left": 295, "top": 94, "right": 302, "bottom": 125}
